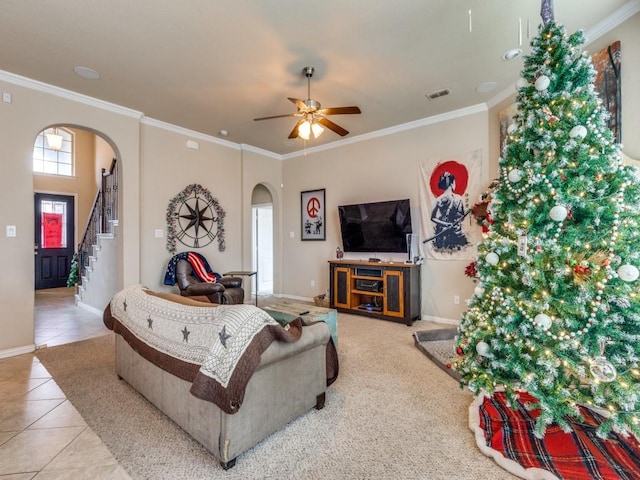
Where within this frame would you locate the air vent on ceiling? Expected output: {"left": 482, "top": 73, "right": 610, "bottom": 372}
{"left": 425, "top": 88, "right": 450, "bottom": 100}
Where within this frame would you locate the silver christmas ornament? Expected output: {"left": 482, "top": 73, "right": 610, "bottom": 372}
{"left": 618, "top": 264, "right": 639, "bottom": 282}
{"left": 569, "top": 125, "right": 587, "bottom": 139}
{"left": 476, "top": 341, "right": 490, "bottom": 356}
{"left": 590, "top": 357, "right": 617, "bottom": 383}
{"left": 533, "top": 313, "right": 552, "bottom": 330}
{"left": 549, "top": 205, "right": 568, "bottom": 222}
{"left": 508, "top": 168, "right": 524, "bottom": 183}
{"left": 486, "top": 252, "right": 500, "bottom": 265}
{"left": 535, "top": 75, "right": 550, "bottom": 91}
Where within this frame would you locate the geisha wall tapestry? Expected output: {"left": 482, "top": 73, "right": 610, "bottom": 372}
{"left": 419, "top": 149, "right": 483, "bottom": 260}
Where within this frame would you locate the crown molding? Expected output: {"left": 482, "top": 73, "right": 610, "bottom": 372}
{"left": 583, "top": 0, "right": 640, "bottom": 45}
{"left": 140, "top": 116, "right": 241, "bottom": 151}
{"left": 486, "top": 84, "right": 517, "bottom": 110}
{"left": 0, "top": 69, "right": 143, "bottom": 119}
{"left": 281, "top": 103, "right": 487, "bottom": 160}
{"left": 239, "top": 143, "right": 283, "bottom": 160}
{"left": 141, "top": 118, "right": 282, "bottom": 159}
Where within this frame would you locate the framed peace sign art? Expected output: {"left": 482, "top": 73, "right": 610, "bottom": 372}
{"left": 301, "top": 188, "right": 326, "bottom": 241}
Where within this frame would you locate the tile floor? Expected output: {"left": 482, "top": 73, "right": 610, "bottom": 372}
{"left": 0, "top": 287, "right": 130, "bottom": 479}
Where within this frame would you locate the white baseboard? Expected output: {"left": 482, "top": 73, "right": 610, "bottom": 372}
{"left": 421, "top": 314, "right": 460, "bottom": 326}
{"left": 77, "top": 301, "right": 103, "bottom": 316}
{"left": 276, "top": 294, "right": 315, "bottom": 303}
{"left": 0, "top": 344, "right": 36, "bottom": 359}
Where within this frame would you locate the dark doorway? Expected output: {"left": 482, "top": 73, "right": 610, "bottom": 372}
{"left": 34, "top": 193, "right": 75, "bottom": 289}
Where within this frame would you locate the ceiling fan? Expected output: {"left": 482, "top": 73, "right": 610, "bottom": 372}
{"left": 254, "top": 66, "right": 361, "bottom": 140}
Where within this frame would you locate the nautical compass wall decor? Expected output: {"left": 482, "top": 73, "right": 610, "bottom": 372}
{"left": 166, "top": 184, "right": 226, "bottom": 253}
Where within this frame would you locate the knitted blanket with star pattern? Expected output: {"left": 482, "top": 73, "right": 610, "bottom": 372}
{"left": 104, "top": 285, "right": 312, "bottom": 414}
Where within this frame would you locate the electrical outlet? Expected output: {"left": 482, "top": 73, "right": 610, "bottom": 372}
{"left": 454, "top": 295, "right": 460, "bottom": 305}
{"left": 2, "top": 92, "right": 11, "bottom": 103}
{"left": 311, "top": 280, "right": 315, "bottom": 287}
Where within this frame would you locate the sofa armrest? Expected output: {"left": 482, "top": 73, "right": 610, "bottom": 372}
{"left": 219, "top": 276, "right": 242, "bottom": 289}
{"left": 258, "top": 322, "right": 330, "bottom": 370}
{"left": 184, "top": 282, "right": 225, "bottom": 296}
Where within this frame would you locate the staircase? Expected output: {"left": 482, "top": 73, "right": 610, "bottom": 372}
{"left": 74, "top": 159, "right": 119, "bottom": 314}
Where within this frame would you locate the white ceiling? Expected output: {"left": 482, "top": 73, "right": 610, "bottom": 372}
{"left": 1, "top": 1, "right": 637, "bottom": 155}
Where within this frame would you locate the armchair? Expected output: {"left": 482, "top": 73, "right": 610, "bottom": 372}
{"left": 176, "top": 260, "right": 244, "bottom": 304}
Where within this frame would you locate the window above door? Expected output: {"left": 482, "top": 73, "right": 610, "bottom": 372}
{"left": 33, "top": 127, "right": 74, "bottom": 176}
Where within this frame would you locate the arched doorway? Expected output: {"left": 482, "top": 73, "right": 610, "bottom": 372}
{"left": 33, "top": 124, "right": 120, "bottom": 345}
{"left": 251, "top": 184, "right": 274, "bottom": 299}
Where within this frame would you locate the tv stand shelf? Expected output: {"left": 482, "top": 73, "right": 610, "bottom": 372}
{"left": 329, "top": 260, "right": 421, "bottom": 325}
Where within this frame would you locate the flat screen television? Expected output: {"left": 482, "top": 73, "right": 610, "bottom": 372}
{"left": 338, "top": 199, "right": 412, "bottom": 253}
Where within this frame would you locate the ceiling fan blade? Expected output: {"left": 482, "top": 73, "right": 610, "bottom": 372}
{"left": 288, "top": 119, "right": 305, "bottom": 139}
{"left": 317, "top": 106, "right": 361, "bottom": 115}
{"left": 288, "top": 97, "right": 307, "bottom": 111}
{"left": 254, "top": 113, "right": 299, "bottom": 121}
{"left": 317, "top": 117, "right": 349, "bottom": 136}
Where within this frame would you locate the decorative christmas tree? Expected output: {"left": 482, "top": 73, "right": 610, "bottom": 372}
{"left": 455, "top": 4, "right": 640, "bottom": 438}
{"left": 66, "top": 253, "right": 79, "bottom": 288}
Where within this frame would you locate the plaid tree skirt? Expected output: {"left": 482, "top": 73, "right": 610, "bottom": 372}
{"left": 469, "top": 391, "right": 640, "bottom": 480}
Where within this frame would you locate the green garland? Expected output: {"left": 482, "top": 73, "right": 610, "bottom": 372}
{"left": 165, "top": 183, "right": 226, "bottom": 254}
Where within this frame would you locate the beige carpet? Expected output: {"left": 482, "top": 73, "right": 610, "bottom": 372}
{"left": 36, "top": 313, "right": 518, "bottom": 480}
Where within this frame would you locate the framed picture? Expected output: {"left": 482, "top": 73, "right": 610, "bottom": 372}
{"left": 301, "top": 188, "right": 325, "bottom": 241}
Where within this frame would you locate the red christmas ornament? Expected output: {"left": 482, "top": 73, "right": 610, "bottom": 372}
{"left": 446, "top": 363, "right": 452, "bottom": 369}
{"left": 573, "top": 264, "right": 591, "bottom": 275}
{"left": 456, "top": 346, "right": 464, "bottom": 356}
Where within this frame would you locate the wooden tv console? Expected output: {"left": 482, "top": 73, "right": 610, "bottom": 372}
{"left": 329, "top": 260, "right": 421, "bottom": 325}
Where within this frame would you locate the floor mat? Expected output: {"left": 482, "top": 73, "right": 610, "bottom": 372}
{"left": 470, "top": 391, "right": 640, "bottom": 480}
{"left": 413, "top": 328, "right": 460, "bottom": 381}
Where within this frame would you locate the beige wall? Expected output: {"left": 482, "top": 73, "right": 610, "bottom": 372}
{"left": 138, "top": 124, "right": 246, "bottom": 292}
{"left": 282, "top": 110, "right": 489, "bottom": 321}
{"left": 95, "top": 135, "right": 116, "bottom": 188}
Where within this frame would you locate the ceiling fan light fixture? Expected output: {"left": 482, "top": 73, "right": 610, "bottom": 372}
{"left": 254, "top": 66, "right": 360, "bottom": 140}
{"left": 298, "top": 120, "right": 312, "bottom": 140}
{"left": 311, "top": 121, "right": 324, "bottom": 138}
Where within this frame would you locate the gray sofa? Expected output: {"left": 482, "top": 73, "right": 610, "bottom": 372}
{"left": 105, "top": 288, "right": 335, "bottom": 469}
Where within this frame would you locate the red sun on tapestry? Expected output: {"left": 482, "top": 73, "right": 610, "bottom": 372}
{"left": 429, "top": 160, "right": 469, "bottom": 197}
